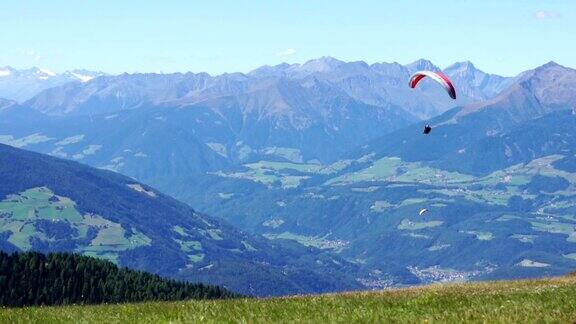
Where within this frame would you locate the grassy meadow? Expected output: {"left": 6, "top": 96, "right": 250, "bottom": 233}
{"left": 2, "top": 274, "right": 575, "bottom": 323}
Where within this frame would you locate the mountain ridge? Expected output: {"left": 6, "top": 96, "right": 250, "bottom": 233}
{"left": 0, "top": 66, "right": 105, "bottom": 102}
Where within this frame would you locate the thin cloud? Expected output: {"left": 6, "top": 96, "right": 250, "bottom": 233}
{"left": 25, "top": 50, "right": 42, "bottom": 62}
{"left": 534, "top": 10, "right": 561, "bottom": 20}
{"left": 277, "top": 48, "right": 296, "bottom": 57}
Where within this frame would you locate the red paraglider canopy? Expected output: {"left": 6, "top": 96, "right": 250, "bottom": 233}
{"left": 409, "top": 71, "right": 457, "bottom": 100}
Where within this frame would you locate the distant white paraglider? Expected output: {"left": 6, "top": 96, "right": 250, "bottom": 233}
{"left": 419, "top": 208, "right": 428, "bottom": 216}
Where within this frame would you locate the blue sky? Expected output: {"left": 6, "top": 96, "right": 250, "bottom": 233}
{"left": 0, "top": 0, "right": 573, "bottom": 76}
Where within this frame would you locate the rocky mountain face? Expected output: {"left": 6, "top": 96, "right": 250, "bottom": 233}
{"left": 443, "top": 61, "right": 513, "bottom": 102}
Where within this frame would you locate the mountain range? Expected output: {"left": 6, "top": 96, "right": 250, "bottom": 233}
{"left": 0, "top": 57, "right": 513, "bottom": 185}
{"left": 0, "top": 66, "right": 104, "bottom": 102}
{"left": 20, "top": 57, "right": 512, "bottom": 119}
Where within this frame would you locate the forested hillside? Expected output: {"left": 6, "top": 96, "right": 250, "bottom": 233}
{"left": 0, "top": 251, "right": 236, "bottom": 307}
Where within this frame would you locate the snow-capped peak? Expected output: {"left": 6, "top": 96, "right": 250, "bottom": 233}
{"left": 70, "top": 72, "right": 94, "bottom": 83}
{"left": 0, "top": 69, "right": 11, "bottom": 77}
{"left": 38, "top": 68, "right": 56, "bottom": 76}
{"left": 35, "top": 68, "right": 57, "bottom": 80}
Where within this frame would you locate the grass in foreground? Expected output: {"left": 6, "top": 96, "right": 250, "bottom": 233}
{"left": 2, "top": 275, "right": 576, "bottom": 323}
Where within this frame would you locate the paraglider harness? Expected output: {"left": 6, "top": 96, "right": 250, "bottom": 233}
{"left": 423, "top": 124, "right": 432, "bottom": 134}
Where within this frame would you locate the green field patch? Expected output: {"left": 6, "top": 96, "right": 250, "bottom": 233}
{"left": 472, "top": 190, "right": 516, "bottom": 205}
{"left": 6, "top": 223, "right": 36, "bottom": 250}
{"left": 420, "top": 185, "right": 535, "bottom": 206}
{"left": 209, "top": 170, "right": 277, "bottom": 186}
{"left": 479, "top": 156, "right": 576, "bottom": 191}
{"left": 531, "top": 220, "right": 576, "bottom": 242}
{"left": 326, "top": 156, "right": 474, "bottom": 186}
{"left": 318, "top": 159, "right": 354, "bottom": 175}
{"left": 326, "top": 157, "right": 402, "bottom": 185}
{"left": 0, "top": 187, "right": 82, "bottom": 222}
{"left": 263, "top": 232, "right": 348, "bottom": 251}
{"left": 260, "top": 147, "right": 303, "bottom": 163}
{"left": 175, "top": 239, "right": 202, "bottom": 253}
{"left": 506, "top": 175, "right": 532, "bottom": 186}
{"left": 370, "top": 200, "right": 393, "bottom": 212}
{"left": 173, "top": 225, "right": 188, "bottom": 236}
{"left": 538, "top": 199, "right": 576, "bottom": 216}
{"left": 476, "top": 164, "right": 529, "bottom": 185}
{"left": 188, "top": 254, "right": 205, "bottom": 263}
{"left": 525, "top": 155, "right": 576, "bottom": 184}
{"left": 0, "top": 187, "right": 151, "bottom": 262}
{"left": 477, "top": 170, "right": 532, "bottom": 187}
{"left": 83, "top": 214, "right": 151, "bottom": 257}
{"left": 398, "top": 219, "right": 443, "bottom": 231}
{"left": 395, "top": 166, "right": 474, "bottom": 184}
{"left": 209, "top": 163, "right": 311, "bottom": 188}
{"left": 280, "top": 175, "right": 310, "bottom": 188}
{"left": 0, "top": 133, "right": 53, "bottom": 148}
{"left": 398, "top": 198, "right": 427, "bottom": 207}
{"left": 83, "top": 251, "right": 119, "bottom": 264}
{"left": 461, "top": 230, "right": 494, "bottom": 241}
{"left": 245, "top": 161, "right": 323, "bottom": 174}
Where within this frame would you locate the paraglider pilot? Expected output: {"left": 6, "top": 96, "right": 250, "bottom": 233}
{"left": 423, "top": 124, "right": 432, "bottom": 134}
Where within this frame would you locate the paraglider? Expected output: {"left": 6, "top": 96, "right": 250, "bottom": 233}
{"left": 423, "top": 124, "right": 432, "bottom": 134}
{"left": 409, "top": 70, "right": 457, "bottom": 100}
{"left": 419, "top": 208, "right": 428, "bottom": 216}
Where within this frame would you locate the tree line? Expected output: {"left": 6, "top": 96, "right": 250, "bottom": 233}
{"left": 0, "top": 251, "right": 239, "bottom": 307}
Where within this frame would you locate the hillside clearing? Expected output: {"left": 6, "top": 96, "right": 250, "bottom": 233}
{"left": 2, "top": 275, "right": 576, "bottom": 323}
